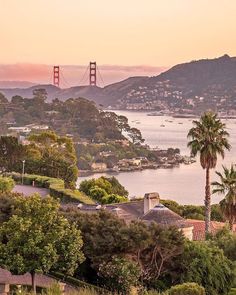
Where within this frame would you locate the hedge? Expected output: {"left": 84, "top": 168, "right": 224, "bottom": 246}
{"left": 7, "top": 172, "right": 94, "bottom": 205}
{"left": 49, "top": 271, "right": 109, "bottom": 294}
{"left": 167, "top": 283, "right": 205, "bottom": 295}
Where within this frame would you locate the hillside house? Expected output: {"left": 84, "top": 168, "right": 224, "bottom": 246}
{"left": 77, "top": 192, "right": 194, "bottom": 240}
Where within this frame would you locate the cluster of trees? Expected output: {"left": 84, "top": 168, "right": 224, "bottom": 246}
{"left": 77, "top": 140, "right": 158, "bottom": 171}
{"left": 0, "top": 181, "right": 235, "bottom": 294}
{"left": 0, "top": 194, "right": 84, "bottom": 293}
{"left": 62, "top": 208, "right": 235, "bottom": 295}
{"left": 161, "top": 199, "right": 224, "bottom": 222}
{"left": 0, "top": 90, "right": 145, "bottom": 144}
{"left": 0, "top": 132, "right": 78, "bottom": 188}
{"left": 79, "top": 176, "right": 128, "bottom": 204}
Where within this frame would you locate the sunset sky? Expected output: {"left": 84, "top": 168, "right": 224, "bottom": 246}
{"left": 1, "top": 0, "right": 236, "bottom": 85}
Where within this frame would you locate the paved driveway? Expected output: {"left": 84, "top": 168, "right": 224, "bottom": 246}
{"left": 13, "top": 185, "right": 49, "bottom": 197}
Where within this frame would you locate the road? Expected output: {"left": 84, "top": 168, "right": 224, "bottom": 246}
{"left": 13, "top": 185, "right": 49, "bottom": 197}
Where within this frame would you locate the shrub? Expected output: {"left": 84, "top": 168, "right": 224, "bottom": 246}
{"left": 89, "top": 186, "right": 108, "bottom": 202}
{"left": 80, "top": 177, "right": 128, "bottom": 204}
{"left": 179, "top": 241, "right": 234, "bottom": 295}
{"left": 98, "top": 256, "right": 140, "bottom": 294}
{"left": 0, "top": 176, "right": 15, "bottom": 193}
{"left": 101, "top": 193, "right": 128, "bottom": 204}
{"left": 167, "top": 283, "right": 205, "bottom": 295}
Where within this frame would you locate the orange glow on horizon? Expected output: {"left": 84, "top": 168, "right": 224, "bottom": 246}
{"left": 1, "top": 0, "right": 236, "bottom": 67}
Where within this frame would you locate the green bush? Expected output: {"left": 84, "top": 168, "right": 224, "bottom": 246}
{"left": 0, "top": 176, "right": 15, "bottom": 193}
{"left": 79, "top": 177, "right": 129, "bottom": 204}
{"left": 179, "top": 242, "right": 234, "bottom": 295}
{"left": 6, "top": 172, "right": 94, "bottom": 204}
{"left": 101, "top": 193, "right": 128, "bottom": 204}
{"left": 98, "top": 256, "right": 140, "bottom": 294}
{"left": 167, "top": 283, "right": 205, "bottom": 295}
{"left": 89, "top": 186, "right": 108, "bottom": 201}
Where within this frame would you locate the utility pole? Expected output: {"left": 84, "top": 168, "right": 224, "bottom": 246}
{"left": 21, "top": 160, "right": 25, "bottom": 185}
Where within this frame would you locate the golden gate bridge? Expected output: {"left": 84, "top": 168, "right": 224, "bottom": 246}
{"left": 52, "top": 62, "right": 104, "bottom": 88}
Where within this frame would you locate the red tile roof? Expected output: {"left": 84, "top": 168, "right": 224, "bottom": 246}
{"left": 187, "top": 219, "right": 236, "bottom": 240}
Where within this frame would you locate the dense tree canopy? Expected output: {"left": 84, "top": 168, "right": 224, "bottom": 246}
{"left": 63, "top": 209, "right": 185, "bottom": 291}
{"left": 0, "top": 92, "right": 148, "bottom": 146}
{"left": 178, "top": 241, "right": 234, "bottom": 295}
{"left": 0, "top": 195, "right": 84, "bottom": 292}
{"left": 0, "top": 132, "right": 78, "bottom": 188}
{"left": 0, "top": 136, "right": 25, "bottom": 172}
{"left": 79, "top": 176, "right": 128, "bottom": 204}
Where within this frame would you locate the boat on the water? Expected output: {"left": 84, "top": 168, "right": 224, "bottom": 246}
{"left": 147, "top": 112, "right": 163, "bottom": 116}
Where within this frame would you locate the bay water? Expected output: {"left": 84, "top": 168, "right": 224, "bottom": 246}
{"left": 77, "top": 111, "right": 236, "bottom": 205}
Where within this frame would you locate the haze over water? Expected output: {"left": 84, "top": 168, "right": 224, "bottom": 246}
{"left": 78, "top": 111, "right": 236, "bottom": 205}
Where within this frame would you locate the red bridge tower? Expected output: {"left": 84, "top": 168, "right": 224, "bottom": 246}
{"left": 53, "top": 66, "right": 60, "bottom": 87}
{"left": 89, "top": 62, "right": 97, "bottom": 86}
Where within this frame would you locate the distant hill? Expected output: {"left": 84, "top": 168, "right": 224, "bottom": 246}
{"left": 1, "top": 55, "right": 236, "bottom": 112}
{"left": 114, "top": 54, "right": 236, "bottom": 112}
{"left": 0, "top": 81, "right": 36, "bottom": 88}
{"left": 0, "top": 85, "right": 60, "bottom": 101}
{"left": 154, "top": 54, "right": 236, "bottom": 89}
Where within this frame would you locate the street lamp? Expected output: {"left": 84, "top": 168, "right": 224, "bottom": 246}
{"left": 22, "top": 160, "right": 25, "bottom": 185}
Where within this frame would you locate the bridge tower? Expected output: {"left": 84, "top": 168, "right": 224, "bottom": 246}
{"left": 89, "top": 62, "right": 97, "bottom": 86}
{"left": 53, "top": 66, "right": 60, "bottom": 87}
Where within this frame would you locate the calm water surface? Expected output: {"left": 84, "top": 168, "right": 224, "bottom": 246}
{"left": 77, "top": 111, "right": 236, "bottom": 205}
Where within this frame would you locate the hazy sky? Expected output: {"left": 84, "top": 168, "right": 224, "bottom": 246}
{"left": 1, "top": 0, "right": 236, "bottom": 67}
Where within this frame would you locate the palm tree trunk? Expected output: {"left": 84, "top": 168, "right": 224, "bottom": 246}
{"left": 205, "top": 167, "right": 211, "bottom": 235}
{"left": 31, "top": 271, "right": 36, "bottom": 294}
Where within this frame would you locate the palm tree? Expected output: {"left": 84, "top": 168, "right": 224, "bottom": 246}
{"left": 212, "top": 165, "right": 236, "bottom": 231}
{"left": 187, "top": 112, "right": 231, "bottom": 234}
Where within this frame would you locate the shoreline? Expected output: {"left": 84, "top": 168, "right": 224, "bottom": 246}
{"left": 78, "top": 161, "right": 195, "bottom": 177}
{"left": 107, "top": 109, "right": 236, "bottom": 120}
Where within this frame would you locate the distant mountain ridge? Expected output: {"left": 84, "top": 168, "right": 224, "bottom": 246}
{"left": 0, "top": 81, "right": 36, "bottom": 88}
{"left": 1, "top": 55, "right": 236, "bottom": 112}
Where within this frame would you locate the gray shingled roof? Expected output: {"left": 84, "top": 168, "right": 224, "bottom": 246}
{"left": 74, "top": 199, "right": 191, "bottom": 229}
{"left": 141, "top": 204, "right": 190, "bottom": 228}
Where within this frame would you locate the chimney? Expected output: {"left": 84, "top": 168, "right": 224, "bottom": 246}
{"left": 144, "top": 192, "right": 160, "bottom": 214}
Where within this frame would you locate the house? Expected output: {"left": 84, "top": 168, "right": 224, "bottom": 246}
{"left": 8, "top": 127, "right": 31, "bottom": 133}
{"left": 76, "top": 192, "right": 194, "bottom": 240}
{"left": 187, "top": 219, "right": 236, "bottom": 241}
{"left": 91, "top": 162, "right": 107, "bottom": 171}
{"left": 118, "top": 158, "right": 142, "bottom": 168}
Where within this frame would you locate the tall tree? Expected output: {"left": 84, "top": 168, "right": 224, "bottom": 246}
{"left": 0, "top": 93, "right": 8, "bottom": 104}
{"left": 0, "top": 195, "right": 84, "bottom": 293}
{"left": 27, "top": 131, "right": 78, "bottom": 188}
{"left": 0, "top": 136, "right": 25, "bottom": 172}
{"left": 212, "top": 165, "right": 236, "bottom": 231}
{"left": 33, "top": 89, "right": 48, "bottom": 102}
{"left": 187, "top": 112, "right": 230, "bottom": 234}
{"left": 127, "top": 127, "right": 144, "bottom": 144}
